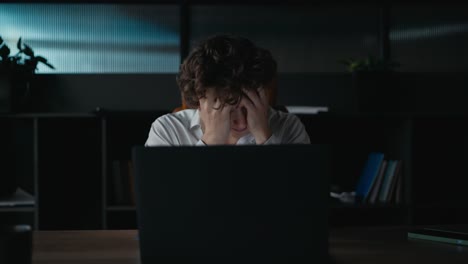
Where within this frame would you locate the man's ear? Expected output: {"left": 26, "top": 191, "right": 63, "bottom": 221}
{"left": 264, "top": 77, "right": 278, "bottom": 106}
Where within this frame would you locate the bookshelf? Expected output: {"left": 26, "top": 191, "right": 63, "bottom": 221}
{"left": 0, "top": 188, "right": 35, "bottom": 231}
{"left": 100, "top": 110, "right": 169, "bottom": 229}
{"left": 2, "top": 111, "right": 468, "bottom": 229}
{"left": 0, "top": 116, "right": 36, "bottom": 229}
{"left": 296, "top": 113, "right": 413, "bottom": 226}
{"left": 297, "top": 113, "right": 412, "bottom": 195}
{"left": 0, "top": 111, "right": 168, "bottom": 230}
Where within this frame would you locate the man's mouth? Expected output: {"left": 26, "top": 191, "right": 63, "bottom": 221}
{"left": 232, "top": 127, "right": 247, "bottom": 133}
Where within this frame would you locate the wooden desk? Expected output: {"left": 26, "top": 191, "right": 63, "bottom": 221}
{"left": 33, "top": 230, "right": 140, "bottom": 264}
{"left": 32, "top": 226, "right": 468, "bottom": 264}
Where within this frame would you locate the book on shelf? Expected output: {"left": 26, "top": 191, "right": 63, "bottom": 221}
{"left": 388, "top": 161, "right": 403, "bottom": 204}
{"left": 354, "top": 153, "right": 404, "bottom": 205}
{"left": 355, "top": 152, "right": 385, "bottom": 202}
{"left": 388, "top": 160, "right": 404, "bottom": 204}
{"left": 379, "top": 159, "right": 398, "bottom": 203}
{"left": 367, "top": 160, "right": 387, "bottom": 204}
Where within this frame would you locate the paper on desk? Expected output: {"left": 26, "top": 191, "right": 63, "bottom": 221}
{"left": 0, "top": 188, "right": 35, "bottom": 207}
{"left": 330, "top": 191, "right": 356, "bottom": 204}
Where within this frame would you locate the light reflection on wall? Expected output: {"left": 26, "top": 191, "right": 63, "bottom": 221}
{"left": 390, "top": 5, "right": 468, "bottom": 72}
{"left": 190, "top": 5, "right": 381, "bottom": 73}
{"left": 0, "top": 4, "right": 180, "bottom": 73}
{"left": 390, "top": 22, "right": 468, "bottom": 41}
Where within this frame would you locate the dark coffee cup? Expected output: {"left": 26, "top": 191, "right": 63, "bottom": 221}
{"left": 0, "top": 225, "right": 32, "bottom": 264}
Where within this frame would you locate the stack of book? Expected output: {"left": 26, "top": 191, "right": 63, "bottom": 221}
{"left": 355, "top": 152, "right": 404, "bottom": 205}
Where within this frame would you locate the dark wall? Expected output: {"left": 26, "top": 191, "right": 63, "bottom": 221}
{"left": 30, "top": 73, "right": 355, "bottom": 113}
{"left": 32, "top": 74, "right": 181, "bottom": 113}
{"left": 29, "top": 72, "right": 468, "bottom": 115}
{"left": 30, "top": 73, "right": 354, "bottom": 113}
{"left": 396, "top": 73, "right": 468, "bottom": 114}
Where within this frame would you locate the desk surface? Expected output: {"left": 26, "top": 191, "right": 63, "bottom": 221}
{"left": 32, "top": 226, "right": 468, "bottom": 264}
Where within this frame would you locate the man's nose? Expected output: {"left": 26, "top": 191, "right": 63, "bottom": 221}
{"left": 231, "top": 108, "right": 247, "bottom": 126}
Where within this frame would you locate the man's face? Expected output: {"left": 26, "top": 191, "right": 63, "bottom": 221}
{"left": 198, "top": 88, "right": 255, "bottom": 142}
{"left": 229, "top": 104, "right": 249, "bottom": 138}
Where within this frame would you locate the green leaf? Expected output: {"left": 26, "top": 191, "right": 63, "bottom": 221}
{"left": 36, "top": 56, "right": 47, "bottom": 63}
{"left": 44, "top": 62, "right": 55, "bottom": 69}
{"left": 36, "top": 56, "right": 55, "bottom": 69}
{"left": 32, "top": 60, "right": 39, "bottom": 71}
{"left": 350, "top": 62, "right": 360, "bottom": 71}
{"left": 23, "top": 43, "right": 34, "bottom": 57}
{"left": 0, "top": 36, "right": 3, "bottom": 45}
{"left": 0, "top": 44, "right": 10, "bottom": 59}
{"left": 17, "top": 37, "right": 22, "bottom": 51}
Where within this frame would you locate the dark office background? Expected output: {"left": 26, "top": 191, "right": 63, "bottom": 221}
{"left": 2, "top": 2, "right": 468, "bottom": 113}
{"left": 2, "top": 1, "right": 468, "bottom": 230}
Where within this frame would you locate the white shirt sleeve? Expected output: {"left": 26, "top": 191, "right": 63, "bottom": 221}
{"left": 145, "top": 118, "right": 174, "bottom": 146}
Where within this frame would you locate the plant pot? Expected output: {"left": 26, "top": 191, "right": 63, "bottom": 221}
{"left": 0, "top": 73, "right": 33, "bottom": 113}
{"left": 0, "top": 73, "right": 12, "bottom": 113}
{"left": 352, "top": 71, "right": 400, "bottom": 114}
{"left": 0, "top": 117, "right": 17, "bottom": 198}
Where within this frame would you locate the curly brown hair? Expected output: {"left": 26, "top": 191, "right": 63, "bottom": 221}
{"left": 177, "top": 34, "right": 277, "bottom": 108}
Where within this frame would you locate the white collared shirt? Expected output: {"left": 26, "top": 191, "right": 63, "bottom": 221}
{"left": 144, "top": 108, "right": 310, "bottom": 146}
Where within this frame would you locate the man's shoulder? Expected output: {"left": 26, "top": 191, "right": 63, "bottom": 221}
{"left": 154, "top": 109, "right": 197, "bottom": 127}
{"left": 269, "top": 108, "right": 299, "bottom": 122}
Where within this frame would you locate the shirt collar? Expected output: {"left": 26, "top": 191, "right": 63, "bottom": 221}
{"left": 190, "top": 109, "right": 201, "bottom": 130}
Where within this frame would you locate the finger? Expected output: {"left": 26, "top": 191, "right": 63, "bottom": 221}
{"left": 240, "top": 95, "right": 255, "bottom": 112}
{"left": 199, "top": 96, "right": 208, "bottom": 110}
{"left": 258, "top": 87, "right": 268, "bottom": 106}
{"left": 221, "top": 103, "right": 233, "bottom": 115}
{"left": 243, "top": 88, "right": 261, "bottom": 108}
{"left": 213, "top": 97, "right": 222, "bottom": 109}
{"left": 204, "top": 89, "right": 218, "bottom": 104}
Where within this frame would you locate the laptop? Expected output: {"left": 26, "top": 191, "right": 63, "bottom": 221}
{"left": 132, "top": 144, "right": 330, "bottom": 263}
{"left": 408, "top": 225, "right": 468, "bottom": 246}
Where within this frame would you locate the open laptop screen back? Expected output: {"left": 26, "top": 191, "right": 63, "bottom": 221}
{"left": 133, "top": 144, "right": 330, "bottom": 263}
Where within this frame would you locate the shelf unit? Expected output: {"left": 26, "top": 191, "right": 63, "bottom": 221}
{"left": 0, "top": 188, "right": 35, "bottom": 229}
{"left": 299, "top": 113, "right": 468, "bottom": 226}
{"left": 0, "top": 115, "right": 37, "bottom": 229}
{"left": 100, "top": 110, "right": 169, "bottom": 229}
{"left": 296, "top": 113, "right": 412, "bottom": 226}
{"left": 2, "top": 111, "right": 468, "bottom": 230}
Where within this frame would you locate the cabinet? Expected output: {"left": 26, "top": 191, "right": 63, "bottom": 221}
{"left": 0, "top": 111, "right": 167, "bottom": 230}
{"left": 410, "top": 115, "right": 468, "bottom": 225}
{"left": 297, "top": 113, "right": 412, "bottom": 226}
{"left": 0, "top": 116, "right": 36, "bottom": 229}
{"left": 298, "top": 113, "right": 468, "bottom": 226}
{"left": 2, "top": 111, "right": 467, "bottom": 230}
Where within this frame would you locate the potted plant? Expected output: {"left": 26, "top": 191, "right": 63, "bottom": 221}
{"left": 0, "top": 35, "right": 55, "bottom": 113}
{"left": 339, "top": 55, "right": 400, "bottom": 114}
{"left": 339, "top": 55, "right": 400, "bottom": 73}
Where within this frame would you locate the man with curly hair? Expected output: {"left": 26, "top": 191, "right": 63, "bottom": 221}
{"left": 145, "top": 34, "right": 310, "bottom": 146}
